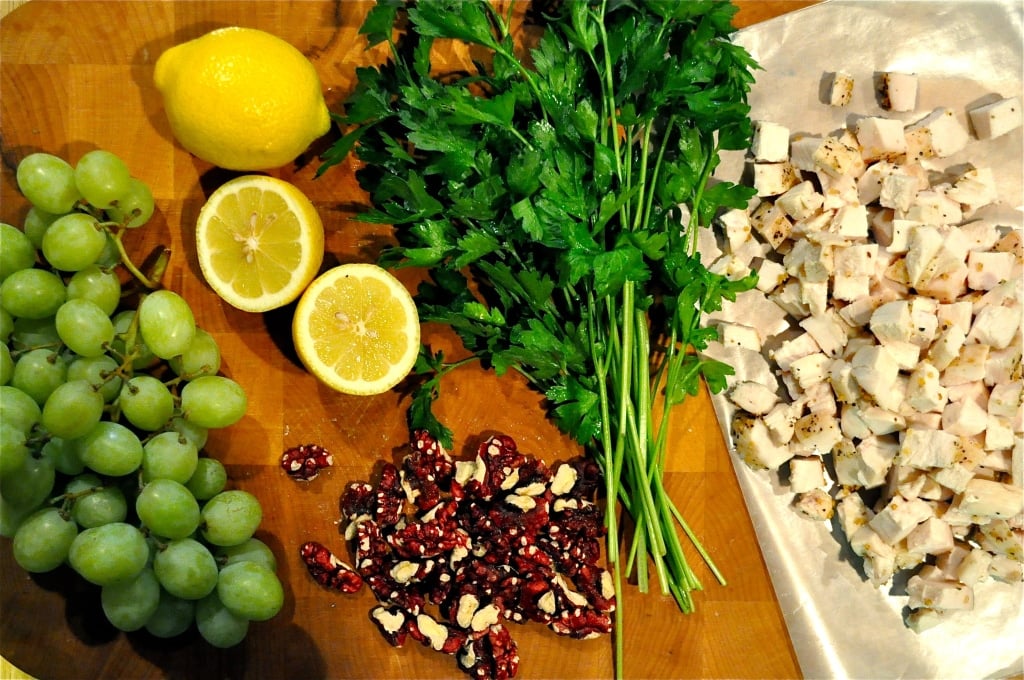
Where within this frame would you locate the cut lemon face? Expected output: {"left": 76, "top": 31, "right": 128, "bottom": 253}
{"left": 195, "top": 175, "right": 324, "bottom": 312}
{"left": 292, "top": 263, "right": 420, "bottom": 395}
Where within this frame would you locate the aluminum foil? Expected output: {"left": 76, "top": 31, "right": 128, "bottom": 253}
{"left": 705, "top": 2, "right": 1024, "bottom": 679}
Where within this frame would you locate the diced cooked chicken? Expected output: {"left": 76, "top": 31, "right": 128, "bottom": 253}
{"left": 879, "top": 71, "right": 918, "bottom": 112}
{"left": 906, "top": 574, "right": 975, "bottom": 611}
{"left": 751, "top": 120, "right": 791, "bottom": 162}
{"left": 967, "top": 95, "right": 1022, "bottom": 140}
{"left": 827, "top": 71, "right": 855, "bottom": 107}
{"left": 728, "top": 381, "right": 780, "bottom": 416}
{"left": 905, "top": 107, "right": 969, "bottom": 159}
{"left": 791, "top": 488, "right": 834, "bottom": 521}
{"left": 711, "top": 82, "right": 1024, "bottom": 633}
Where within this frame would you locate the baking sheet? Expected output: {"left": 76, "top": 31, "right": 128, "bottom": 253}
{"left": 706, "top": 2, "right": 1024, "bottom": 679}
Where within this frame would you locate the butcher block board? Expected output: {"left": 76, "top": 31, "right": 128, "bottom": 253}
{"left": 0, "top": 2, "right": 814, "bottom": 679}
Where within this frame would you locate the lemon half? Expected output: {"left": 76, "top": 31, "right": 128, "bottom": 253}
{"left": 292, "top": 264, "right": 421, "bottom": 396}
{"left": 195, "top": 175, "right": 324, "bottom": 313}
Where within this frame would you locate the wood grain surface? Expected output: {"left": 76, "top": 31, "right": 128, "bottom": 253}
{"left": 0, "top": 2, "right": 815, "bottom": 678}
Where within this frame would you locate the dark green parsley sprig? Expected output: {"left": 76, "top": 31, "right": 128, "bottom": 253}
{"left": 319, "top": 1, "right": 759, "bottom": 675}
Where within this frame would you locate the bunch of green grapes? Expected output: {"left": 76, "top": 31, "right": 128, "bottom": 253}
{"left": 0, "top": 150, "right": 283, "bottom": 648}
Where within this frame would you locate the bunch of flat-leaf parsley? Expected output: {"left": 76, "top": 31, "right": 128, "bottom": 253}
{"left": 319, "top": 1, "right": 760, "bottom": 675}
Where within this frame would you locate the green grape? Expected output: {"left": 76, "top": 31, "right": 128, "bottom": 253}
{"left": 0, "top": 421, "right": 30, "bottom": 478}
{"left": 22, "top": 206, "right": 61, "bottom": 249}
{"left": 110, "top": 310, "right": 156, "bottom": 370}
{"left": 0, "top": 453, "right": 56, "bottom": 510}
{"left": 117, "top": 375, "right": 174, "bottom": 431}
{"left": 107, "top": 177, "right": 155, "bottom": 229}
{"left": 40, "top": 379, "right": 104, "bottom": 440}
{"left": 41, "top": 212, "right": 107, "bottom": 272}
{"left": 0, "top": 494, "right": 37, "bottom": 538}
{"left": 144, "top": 589, "right": 195, "bottom": 638}
{"left": 0, "top": 385, "right": 41, "bottom": 433}
{"left": 142, "top": 431, "right": 198, "bottom": 484}
{"left": 216, "top": 537, "right": 277, "bottom": 572}
{"left": 10, "top": 348, "right": 67, "bottom": 405}
{"left": 68, "top": 521, "right": 148, "bottom": 586}
{"left": 77, "top": 420, "right": 143, "bottom": 477}
{"left": 101, "top": 567, "right": 161, "bottom": 632}
{"left": 216, "top": 561, "right": 283, "bottom": 621}
{"left": 136, "top": 479, "right": 200, "bottom": 540}
{"left": 16, "top": 152, "right": 82, "bottom": 214}
{"left": 41, "top": 436, "right": 85, "bottom": 475}
{"left": 0, "top": 345, "right": 12, "bottom": 385}
{"left": 11, "top": 506, "right": 78, "bottom": 573}
{"left": 93, "top": 233, "right": 122, "bottom": 269}
{"left": 153, "top": 537, "right": 218, "bottom": 600}
{"left": 66, "top": 265, "right": 121, "bottom": 316}
{"left": 185, "top": 457, "right": 226, "bottom": 501}
{"left": 56, "top": 298, "right": 116, "bottom": 358}
{"left": 0, "top": 307, "right": 13, "bottom": 342}
{"left": 0, "top": 268, "right": 66, "bottom": 319}
{"left": 138, "top": 290, "right": 195, "bottom": 359}
{"left": 168, "top": 415, "right": 208, "bottom": 450}
{"left": 9, "top": 315, "right": 60, "bottom": 351}
{"left": 196, "top": 591, "right": 249, "bottom": 648}
{"left": 65, "top": 473, "right": 127, "bottom": 528}
{"left": 180, "top": 376, "right": 247, "bottom": 429}
{"left": 200, "top": 489, "right": 261, "bottom": 547}
{"left": 74, "top": 150, "right": 132, "bottom": 210}
{"left": 0, "top": 223, "right": 36, "bottom": 282}
{"left": 66, "top": 354, "right": 122, "bottom": 403}
{"left": 169, "top": 327, "right": 221, "bottom": 378}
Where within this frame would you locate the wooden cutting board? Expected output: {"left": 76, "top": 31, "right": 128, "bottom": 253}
{"left": 0, "top": 2, "right": 814, "bottom": 678}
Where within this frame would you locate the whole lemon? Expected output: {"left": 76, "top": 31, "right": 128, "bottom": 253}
{"left": 153, "top": 27, "right": 331, "bottom": 171}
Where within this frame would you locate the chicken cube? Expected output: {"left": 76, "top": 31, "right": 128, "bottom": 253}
{"left": 956, "top": 547, "right": 994, "bottom": 585}
{"left": 751, "top": 120, "right": 791, "bottom": 162}
{"left": 968, "top": 95, "right": 1023, "bottom": 140}
{"left": 789, "top": 456, "right": 826, "bottom": 493}
{"left": 941, "top": 343, "right": 990, "bottom": 386}
{"left": 717, "top": 322, "right": 762, "bottom": 352}
{"left": 966, "top": 251, "right": 1015, "bottom": 291}
{"left": 719, "top": 207, "right": 754, "bottom": 252}
{"left": 941, "top": 398, "right": 988, "bottom": 437}
{"left": 792, "top": 410, "right": 843, "bottom": 454}
{"left": 790, "top": 352, "right": 832, "bottom": 391}
{"left": 851, "top": 344, "right": 900, "bottom": 403}
{"left": 733, "top": 413, "right": 795, "bottom": 471}
{"left": 906, "top": 516, "right": 955, "bottom": 555}
{"left": 879, "top": 71, "right": 918, "bottom": 112}
{"left": 753, "top": 161, "right": 801, "bottom": 197}
{"left": 906, "top": 362, "right": 948, "bottom": 413}
{"left": 855, "top": 116, "right": 908, "bottom": 162}
{"left": 813, "top": 133, "right": 865, "bottom": 179}
{"left": 754, "top": 258, "right": 788, "bottom": 294}
{"left": 728, "top": 381, "right": 780, "bottom": 416}
{"left": 849, "top": 525, "right": 897, "bottom": 586}
{"left": 898, "top": 427, "right": 959, "bottom": 469}
{"left": 869, "top": 494, "right": 935, "bottom": 544}
{"left": 905, "top": 107, "right": 970, "bottom": 159}
{"left": 926, "top": 324, "right": 967, "bottom": 372}
{"left": 792, "top": 488, "right": 835, "bottom": 521}
{"left": 836, "top": 489, "right": 874, "bottom": 539}
{"left": 957, "top": 478, "right": 1024, "bottom": 519}
{"left": 906, "top": 575, "right": 975, "bottom": 611}
{"left": 828, "top": 71, "right": 855, "bottom": 107}
{"left": 776, "top": 181, "right": 824, "bottom": 221}
{"left": 749, "top": 200, "right": 793, "bottom": 249}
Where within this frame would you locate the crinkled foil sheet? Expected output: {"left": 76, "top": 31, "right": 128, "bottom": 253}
{"left": 705, "top": 2, "right": 1024, "bottom": 679}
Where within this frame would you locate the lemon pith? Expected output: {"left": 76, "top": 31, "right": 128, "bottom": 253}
{"left": 196, "top": 175, "right": 324, "bottom": 313}
{"left": 293, "top": 264, "right": 421, "bottom": 396}
{"left": 154, "top": 26, "right": 331, "bottom": 171}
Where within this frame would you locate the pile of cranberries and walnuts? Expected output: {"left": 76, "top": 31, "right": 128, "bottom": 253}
{"left": 299, "top": 431, "right": 615, "bottom": 680}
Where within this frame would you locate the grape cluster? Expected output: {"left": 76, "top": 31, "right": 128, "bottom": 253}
{"left": 1, "top": 150, "right": 283, "bottom": 648}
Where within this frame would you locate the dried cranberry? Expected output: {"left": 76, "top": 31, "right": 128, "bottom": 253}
{"left": 281, "top": 444, "right": 333, "bottom": 481}
{"left": 299, "top": 541, "right": 363, "bottom": 593}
